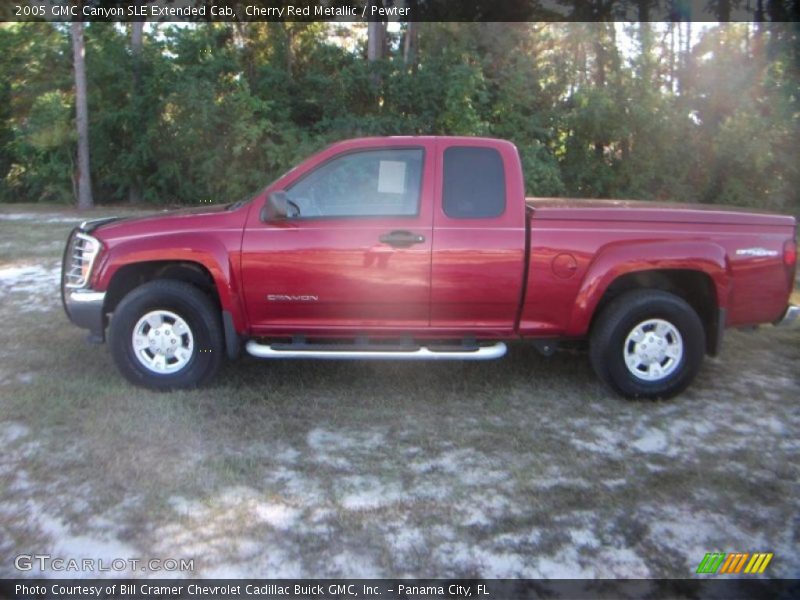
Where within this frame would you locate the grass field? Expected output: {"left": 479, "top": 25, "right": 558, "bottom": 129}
{"left": 0, "top": 204, "right": 798, "bottom": 579}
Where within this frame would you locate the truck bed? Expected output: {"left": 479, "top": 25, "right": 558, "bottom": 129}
{"left": 527, "top": 197, "right": 796, "bottom": 227}
{"left": 521, "top": 197, "right": 796, "bottom": 337}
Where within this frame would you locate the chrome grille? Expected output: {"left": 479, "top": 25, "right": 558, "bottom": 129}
{"left": 63, "top": 232, "right": 101, "bottom": 289}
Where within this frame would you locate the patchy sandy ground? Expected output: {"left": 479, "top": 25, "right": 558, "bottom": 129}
{"left": 0, "top": 207, "right": 798, "bottom": 580}
{"left": 0, "top": 213, "right": 85, "bottom": 224}
{"left": 0, "top": 262, "right": 62, "bottom": 313}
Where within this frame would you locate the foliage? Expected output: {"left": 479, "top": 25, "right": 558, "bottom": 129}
{"left": 0, "top": 20, "right": 797, "bottom": 216}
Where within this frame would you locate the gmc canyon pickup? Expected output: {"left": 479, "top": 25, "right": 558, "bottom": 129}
{"left": 62, "top": 136, "right": 798, "bottom": 398}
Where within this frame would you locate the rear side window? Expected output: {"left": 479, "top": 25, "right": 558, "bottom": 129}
{"left": 442, "top": 147, "right": 506, "bottom": 219}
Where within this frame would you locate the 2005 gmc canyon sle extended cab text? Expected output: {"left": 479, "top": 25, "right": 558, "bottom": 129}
{"left": 62, "top": 137, "right": 798, "bottom": 398}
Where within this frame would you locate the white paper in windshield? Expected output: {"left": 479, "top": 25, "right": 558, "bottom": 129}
{"left": 378, "top": 160, "right": 407, "bottom": 194}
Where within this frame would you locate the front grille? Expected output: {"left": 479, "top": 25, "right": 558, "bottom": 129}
{"left": 63, "top": 231, "right": 101, "bottom": 289}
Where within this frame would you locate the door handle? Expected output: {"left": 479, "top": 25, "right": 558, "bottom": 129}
{"left": 379, "top": 230, "right": 426, "bottom": 248}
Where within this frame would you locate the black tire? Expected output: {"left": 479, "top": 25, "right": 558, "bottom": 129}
{"left": 109, "top": 280, "right": 224, "bottom": 391}
{"left": 589, "top": 289, "right": 706, "bottom": 400}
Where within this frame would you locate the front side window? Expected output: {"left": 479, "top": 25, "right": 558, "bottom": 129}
{"left": 286, "top": 149, "right": 423, "bottom": 218}
{"left": 442, "top": 146, "right": 506, "bottom": 219}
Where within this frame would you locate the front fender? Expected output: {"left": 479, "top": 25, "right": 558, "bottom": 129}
{"left": 566, "top": 240, "right": 730, "bottom": 336}
{"left": 93, "top": 233, "right": 246, "bottom": 333}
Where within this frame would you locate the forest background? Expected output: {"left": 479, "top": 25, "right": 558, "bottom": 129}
{"left": 1, "top": 15, "right": 798, "bottom": 215}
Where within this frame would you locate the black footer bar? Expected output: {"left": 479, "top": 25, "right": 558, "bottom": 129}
{"left": 2, "top": 578, "right": 799, "bottom": 600}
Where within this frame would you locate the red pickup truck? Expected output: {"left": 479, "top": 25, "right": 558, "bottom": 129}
{"left": 62, "top": 136, "right": 798, "bottom": 398}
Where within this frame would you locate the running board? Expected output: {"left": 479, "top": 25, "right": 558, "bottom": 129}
{"left": 245, "top": 340, "right": 507, "bottom": 361}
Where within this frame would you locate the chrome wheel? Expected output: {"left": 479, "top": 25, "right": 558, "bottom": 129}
{"left": 623, "top": 318, "right": 683, "bottom": 382}
{"left": 131, "top": 310, "right": 194, "bottom": 374}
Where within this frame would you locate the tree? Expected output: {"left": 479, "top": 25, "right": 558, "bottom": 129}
{"left": 403, "top": 21, "right": 417, "bottom": 67}
{"left": 71, "top": 21, "right": 93, "bottom": 209}
{"left": 366, "top": 2, "right": 385, "bottom": 62}
{"left": 128, "top": 19, "right": 144, "bottom": 203}
{"left": 1, "top": 20, "right": 797, "bottom": 217}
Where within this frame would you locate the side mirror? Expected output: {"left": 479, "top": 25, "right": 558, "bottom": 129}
{"left": 260, "top": 190, "right": 298, "bottom": 221}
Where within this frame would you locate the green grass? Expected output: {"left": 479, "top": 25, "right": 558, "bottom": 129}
{"left": 0, "top": 205, "right": 798, "bottom": 578}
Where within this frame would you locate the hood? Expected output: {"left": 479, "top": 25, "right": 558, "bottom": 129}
{"left": 84, "top": 204, "right": 245, "bottom": 242}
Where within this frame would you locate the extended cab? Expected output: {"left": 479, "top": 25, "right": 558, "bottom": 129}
{"left": 62, "top": 137, "right": 798, "bottom": 398}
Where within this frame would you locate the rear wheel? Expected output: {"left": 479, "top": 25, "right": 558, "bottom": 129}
{"left": 590, "top": 289, "right": 706, "bottom": 399}
{"left": 109, "top": 280, "right": 223, "bottom": 390}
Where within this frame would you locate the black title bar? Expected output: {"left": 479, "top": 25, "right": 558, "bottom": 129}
{"left": 2, "top": 0, "right": 799, "bottom": 23}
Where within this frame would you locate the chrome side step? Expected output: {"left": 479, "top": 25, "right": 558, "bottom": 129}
{"left": 245, "top": 340, "right": 507, "bottom": 361}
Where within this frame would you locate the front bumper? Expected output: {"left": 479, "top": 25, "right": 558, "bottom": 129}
{"left": 63, "top": 290, "right": 106, "bottom": 342}
{"left": 775, "top": 304, "right": 799, "bottom": 327}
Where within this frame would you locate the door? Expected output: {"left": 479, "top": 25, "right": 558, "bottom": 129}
{"left": 430, "top": 141, "right": 527, "bottom": 334}
{"left": 241, "top": 146, "right": 434, "bottom": 334}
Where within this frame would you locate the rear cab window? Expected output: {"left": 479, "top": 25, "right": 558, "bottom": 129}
{"left": 442, "top": 146, "right": 506, "bottom": 219}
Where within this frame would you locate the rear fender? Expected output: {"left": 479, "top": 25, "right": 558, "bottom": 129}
{"left": 567, "top": 240, "right": 730, "bottom": 336}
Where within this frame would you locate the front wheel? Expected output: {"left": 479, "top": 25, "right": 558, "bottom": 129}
{"left": 590, "top": 289, "right": 706, "bottom": 399}
{"left": 109, "top": 280, "right": 224, "bottom": 391}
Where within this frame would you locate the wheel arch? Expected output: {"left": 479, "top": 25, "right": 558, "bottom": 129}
{"left": 105, "top": 260, "right": 218, "bottom": 314}
{"left": 103, "top": 259, "right": 243, "bottom": 359}
{"left": 569, "top": 240, "right": 730, "bottom": 355}
{"left": 590, "top": 269, "right": 722, "bottom": 355}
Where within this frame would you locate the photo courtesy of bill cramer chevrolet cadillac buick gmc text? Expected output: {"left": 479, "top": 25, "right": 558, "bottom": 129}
{"left": 61, "top": 137, "right": 798, "bottom": 399}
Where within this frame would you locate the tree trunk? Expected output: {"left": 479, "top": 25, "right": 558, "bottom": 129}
{"left": 637, "top": 2, "right": 652, "bottom": 79}
{"left": 71, "top": 21, "right": 93, "bottom": 210}
{"left": 753, "top": 0, "right": 765, "bottom": 58}
{"left": 403, "top": 22, "right": 417, "bottom": 68}
{"left": 367, "top": 1, "right": 385, "bottom": 62}
{"left": 594, "top": 26, "right": 607, "bottom": 160}
{"left": 402, "top": 0, "right": 418, "bottom": 68}
{"left": 669, "top": 22, "right": 675, "bottom": 93}
{"left": 128, "top": 20, "right": 144, "bottom": 204}
{"left": 638, "top": 21, "right": 653, "bottom": 83}
{"left": 677, "top": 20, "right": 685, "bottom": 96}
{"left": 367, "top": 21, "right": 385, "bottom": 62}
{"left": 683, "top": 21, "right": 693, "bottom": 95}
{"left": 716, "top": 0, "right": 731, "bottom": 21}
{"left": 367, "top": 2, "right": 385, "bottom": 92}
{"left": 284, "top": 24, "right": 294, "bottom": 77}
